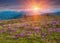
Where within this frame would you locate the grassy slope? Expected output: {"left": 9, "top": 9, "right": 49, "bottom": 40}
{"left": 0, "top": 15, "right": 60, "bottom": 43}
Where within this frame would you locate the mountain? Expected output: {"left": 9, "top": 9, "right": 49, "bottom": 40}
{"left": 53, "top": 12, "right": 60, "bottom": 16}
{"left": 0, "top": 11, "right": 60, "bottom": 20}
{"left": 0, "top": 11, "right": 25, "bottom": 20}
{"left": 43, "top": 12, "right": 60, "bottom": 16}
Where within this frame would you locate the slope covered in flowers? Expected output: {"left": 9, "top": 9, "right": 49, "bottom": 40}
{"left": 0, "top": 15, "right": 60, "bottom": 43}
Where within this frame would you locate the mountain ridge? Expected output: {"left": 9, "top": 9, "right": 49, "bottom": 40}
{"left": 0, "top": 11, "right": 60, "bottom": 20}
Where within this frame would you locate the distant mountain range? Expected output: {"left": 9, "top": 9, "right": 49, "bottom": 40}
{"left": 51, "top": 12, "right": 60, "bottom": 16}
{"left": 43, "top": 12, "right": 60, "bottom": 16}
{"left": 0, "top": 11, "right": 60, "bottom": 20}
{"left": 0, "top": 11, "right": 25, "bottom": 20}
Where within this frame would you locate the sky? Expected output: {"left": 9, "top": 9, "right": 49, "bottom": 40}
{"left": 0, "top": 0, "right": 60, "bottom": 12}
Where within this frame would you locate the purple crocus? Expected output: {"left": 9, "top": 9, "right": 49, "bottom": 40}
{"left": 7, "top": 28, "right": 12, "bottom": 32}
{"left": 27, "top": 31, "right": 31, "bottom": 34}
{"left": 2, "top": 24, "right": 6, "bottom": 27}
{"left": 41, "top": 33, "right": 47, "bottom": 38}
{"left": 48, "top": 28, "right": 54, "bottom": 32}
{"left": 56, "top": 28, "right": 60, "bottom": 32}
{"left": 19, "top": 33, "right": 25, "bottom": 36}
{"left": 0, "top": 29, "right": 4, "bottom": 33}
{"left": 15, "top": 33, "right": 25, "bottom": 37}
{"left": 48, "top": 28, "right": 54, "bottom": 34}
{"left": 7, "top": 28, "right": 17, "bottom": 32}
{"left": 27, "top": 31, "right": 32, "bottom": 36}
{"left": 33, "top": 27, "right": 39, "bottom": 29}
{"left": 34, "top": 29, "right": 40, "bottom": 34}
{"left": 51, "top": 21, "right": 56, "bottom": 25}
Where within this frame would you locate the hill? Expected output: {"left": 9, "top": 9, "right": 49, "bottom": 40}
{"left": 0, "top": 11, "right": 25, "bottom": 20}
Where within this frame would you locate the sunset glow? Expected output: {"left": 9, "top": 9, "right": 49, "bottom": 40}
{"left": 31, "top": 5, "right": 40, "bottom": 13}
{"left": 0, "top": 0, "right": 60, "bottom": 43}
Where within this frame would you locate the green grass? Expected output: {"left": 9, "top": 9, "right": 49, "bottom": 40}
{"left": 0, "top": 16, "right": 60, "bottom": 43}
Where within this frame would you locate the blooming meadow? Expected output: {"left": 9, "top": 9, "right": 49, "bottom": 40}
{"left": 0, "top": 16, "right": 60, "bottom": 43}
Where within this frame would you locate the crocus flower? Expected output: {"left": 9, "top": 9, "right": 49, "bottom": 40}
{"left": 27, "top": 31, "right": 32, "bottom": 36}
{"left": 7, "top": 28, "right": 12, "bottom": 32}
{"left": 15, "top": 33, "right": 25, "bottom": 37}
{"left": 48, "top": 28, "right": 54, "bottom": 32}
{"left": 0, "top": 29, "right": 4, "bottom": 33}
{"left": 27, "top": 31, "right": 31, "bottom": 34}
{"left": 41, "top": 33, "right": 47, "bottom": 38}
{"left": 7, "top": 28, "right": 17, "bottom": 32}
{"left": 56, "top": 28, "right": 60, "bottom": 32}
{"left": 51, "top": 21, "right": 56, "bottom": 25}
{"left": 48, "top": 28, "right": 55, "bottom": 35}
{"left": 34, "top": 29, "right": 40, "bottom": 34}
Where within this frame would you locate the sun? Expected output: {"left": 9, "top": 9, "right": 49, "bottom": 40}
{"left": 31, "top": 5, "right": 40, "bottom": 13}
{"left": 33, "top": 6, "right": 39, "bottom": 10}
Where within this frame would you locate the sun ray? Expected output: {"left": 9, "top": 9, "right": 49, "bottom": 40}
{"left": 19, "top": 0, "right": 47, "bottom": 21}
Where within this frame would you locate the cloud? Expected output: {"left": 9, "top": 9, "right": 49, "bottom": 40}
{"left": 0, "top": 0, "right": 60, "bottom": 10}
{"left": 0, "top": 0, "right": 19, "bottom": 6}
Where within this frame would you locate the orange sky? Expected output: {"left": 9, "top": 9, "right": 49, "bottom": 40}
{"left": 0, "top": 0, "right": 60, "bottom": 12}
{"left": 21, "top": 0, "right": 52, "bottom": 9}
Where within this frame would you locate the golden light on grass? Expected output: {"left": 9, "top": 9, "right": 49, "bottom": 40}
{"left": 31, "top": 5, "right": 40, "bottom": 21}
